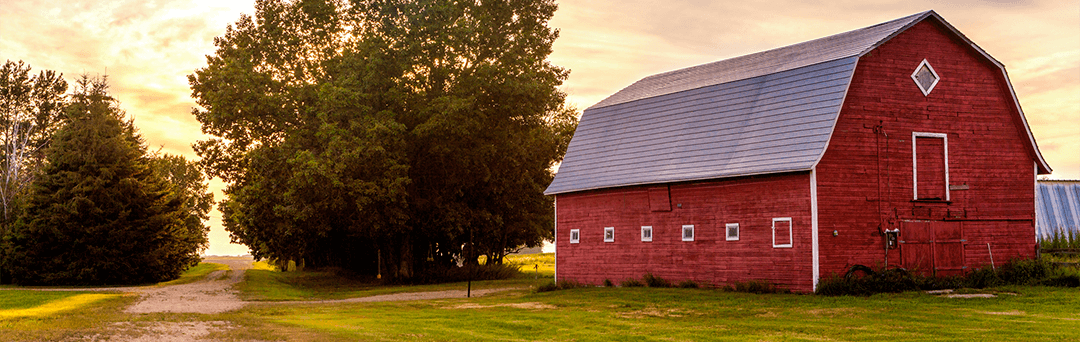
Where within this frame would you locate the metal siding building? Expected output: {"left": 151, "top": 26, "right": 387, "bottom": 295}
{"left": 1037, "top": 180, "right": 1080, "bottom": 240}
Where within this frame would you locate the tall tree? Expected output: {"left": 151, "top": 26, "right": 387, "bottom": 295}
{"left": 191, "top": 0, "right": 576, "bottom": 279}
{"left": 6, "top": 76, "right": 202, "bottom": 285}
{"left": 0, "top": 60, "right": 68, "bottom": 282}
{"left": 149, "top": 152, "right": 214, "bottom": 257}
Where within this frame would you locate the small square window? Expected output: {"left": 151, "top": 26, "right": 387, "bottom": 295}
{"left": 773, "top": 218, "right": 792, "bottom": 248}
{"left": 604, "top": 227, "right": 614, "bottom": 242}
{"left": 569, "top": 229, "right": 580, "bottom": 244}
{"left": 641, "top": 226, "right": 653, "bottom": 242}
{"left": 726, "top": 223, "right": 740, "bottom": 241}
{"left": 682, "top": 225, "right": 694, "bottom": 242}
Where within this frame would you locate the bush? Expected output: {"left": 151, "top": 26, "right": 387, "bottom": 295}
{"left": 1043, "top": 274, "right": 1080, "bottom": 287}
{"left": 621, "top": 279, "right": 644, "bottom": 287}
{"left": 676, "top": 280, "right": 700, "bottom": 288}
{"left": 643, "top": 273, "right": 671, "bottom": 288}
{"left": 603, "top": 279, "right": 614, "bottom": 287}
{"left": 536, "top": 279, "right": 586, "bottom": 293}
{"left": 1041, "top": 229, "right": 1080, "bottom": 249}
{"left": 405, "top": 263, "right": 521, "bottom": 284}
{"left": 729, "top": 280, "right": 789, "bottom": 294}
{"left": 997, "top": 258, "right": 1052, "bottom": 285}
{"left": 818, "top": 259, "right": 1076, "bottom": 296}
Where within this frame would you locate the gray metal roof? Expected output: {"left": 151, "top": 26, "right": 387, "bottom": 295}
{"left": 546, "top": 11, "right": 1049, "bottom": 195}
{"left": 1037, "top": 180, "right": 1080, "bottom": 240}
{"left": 588, "top": 11, "right": 925, "bottom": 110}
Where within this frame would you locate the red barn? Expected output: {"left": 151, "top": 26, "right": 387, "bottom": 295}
{"left": 545, "top": 11, "right": 1051, "bottom": 292}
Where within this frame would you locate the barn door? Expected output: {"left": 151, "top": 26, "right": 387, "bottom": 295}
{"left": 900, "top": 221, "right": 965, "bottom": 276}
{"left": 933, "top": 222, "right": 965, "bottom": 276}
{"left": 900, "top": 221, "right": 934, "bottom": 276}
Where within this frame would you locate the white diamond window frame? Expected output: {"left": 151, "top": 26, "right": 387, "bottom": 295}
{"left": 911, "top": 59, "right": 940, "bottom": 96}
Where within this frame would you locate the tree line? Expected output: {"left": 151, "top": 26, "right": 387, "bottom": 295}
{"left": 0, "top": 61, "right": 212, "bottom": 285}
{"left": 191, "top": 0, "right": 576, "bottom": 280}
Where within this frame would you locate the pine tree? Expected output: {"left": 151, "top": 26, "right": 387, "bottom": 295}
{"left": 6, "top": 76, "right": 201, "bottom": 285}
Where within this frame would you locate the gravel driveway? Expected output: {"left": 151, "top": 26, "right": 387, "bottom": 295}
{"left": 85, "top": 256, "right": 522, "bottom": 341}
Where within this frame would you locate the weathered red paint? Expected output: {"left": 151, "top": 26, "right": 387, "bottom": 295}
{"left": 816, "top": 19, "right": 1038, "bottom": 279}
{"left": 555, "top": 19, "right": 1040, "bottom": 292}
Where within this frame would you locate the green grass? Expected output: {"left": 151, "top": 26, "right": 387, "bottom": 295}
{"left": 237, "top": 254, "right": 554, "bottom": 301}
{"left": 0, "top": 291, "right": 88, "bottom": 310}
{"left": 0, "top": 291, "right": 134, "bottom": 341}
{"left": 157, "top": 262, "right": 229, "bottom": 286}
{"left": 216, "top": 285, "right": 1080, "bottom": 341}
{"left": 237, "top": 267, "right": 541, "bottom": 301}
{"left": 4, "top": 253, "right": 1077, "bottom": 341}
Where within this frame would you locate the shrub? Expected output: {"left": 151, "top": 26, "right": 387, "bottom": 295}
{"left": 819, "top": 259, "right": 1076, "bottom": 296}
{"left": 816, "top": 265, "right": 919, "bottom": 296}
{"left": 603, "top": 279, "right": 614, "bottom": 287}
{"left": 536, "top": 279, "right": 586, "bottom": 293}
{"left": 406, "top": 263, "right": 521, "bottom": 284}
{"left": 621, "top": 279, "right": 644, "bottom": 287}
{"left": 729, "top": 280, "right": 789, "bottom": 294}
{"left": 997, "top": 258, "right": 1052, "bottom": 285}
{"left": 676, "top": 280, "right": 700, "bottom": 288}
{"left": 643, "top": 273, "right": 670, "bottom": 288}
{"left": 1043, "top": 274, "right": 1080, "bottom": 287}
{"left": 1041, "top": 228, "right": 1080, "bottom": 249}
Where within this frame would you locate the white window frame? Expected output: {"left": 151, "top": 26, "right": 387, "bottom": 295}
{"left": 604, "top": 227, "right": 614, "bottom": 243}
{"left": 569, "top": 229, "right": 579, "bottom": 244}
{"left": 641, "top": 226, "right": 653, "bottom": 242}
{"left": 911, "top": 59, "right": 940, "bottom": 96}
{"left": 682, "top": 225, "right": 695, "bottom": 242}
{"left": 912, "top": 132, "right": 950, "bottom": 201}
{"left": 726, "top": 223, "right": 740, "bottom": 241}
{"left": 772, "top": 217, "right": 793, "bottom": 248}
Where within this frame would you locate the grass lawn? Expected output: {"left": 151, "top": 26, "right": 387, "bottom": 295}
{"left": 3, "top": 254, "right": 1078, "bottom": 341}
{"left": 215, "top": 253, "right": 1080, "bottom": 341}
{"left": 238, "top": 260, "right": 546, "bottom": 301}
{"left": 217, "top": 284, "right": 1079, "bottom": 341}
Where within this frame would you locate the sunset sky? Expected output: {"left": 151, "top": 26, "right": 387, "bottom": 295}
{"left": 2, "top": 0, "right": 1077, "bottom": 256}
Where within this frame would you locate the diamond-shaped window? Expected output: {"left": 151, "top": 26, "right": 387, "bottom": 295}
{"left": 911, "top": 59, "right": 940, "bottom": 96}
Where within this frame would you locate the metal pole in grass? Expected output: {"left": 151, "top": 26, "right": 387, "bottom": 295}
{"left": 468, "top": 225, "right": 472, "bottom": 298}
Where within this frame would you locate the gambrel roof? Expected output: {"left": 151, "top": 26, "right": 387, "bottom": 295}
{"left": 545, "top": 10, "right": 1050, "bottom": 195}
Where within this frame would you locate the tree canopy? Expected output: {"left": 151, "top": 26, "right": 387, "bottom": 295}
{"left": 191, "top": 0, "right": 576, "bottom": 279}
{"left": 6, "top": 77, "right": 204, "bottom": 285}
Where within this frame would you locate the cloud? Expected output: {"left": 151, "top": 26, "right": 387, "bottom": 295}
{"left": 549, "top": 0, "right": 1079, "bottom": 179}
{"left": 3, "top": 0, "right": 1077, "bottom": 254}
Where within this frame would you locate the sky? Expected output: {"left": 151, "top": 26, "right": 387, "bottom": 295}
{"left": 1, "top": 0, "right": 1077, "bottom": 256}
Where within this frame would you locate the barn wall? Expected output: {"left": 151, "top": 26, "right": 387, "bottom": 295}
{"left": 555, "top": 172, "right": 814, "bottom": 292}
{"left": 815, "top": 19, "right": 1037, "bottom": 278}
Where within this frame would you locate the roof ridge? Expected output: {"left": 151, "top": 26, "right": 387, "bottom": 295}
{"left": 588, "top": 11, "right": 931, "bottom": 110}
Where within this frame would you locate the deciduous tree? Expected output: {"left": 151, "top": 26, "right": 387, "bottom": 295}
{"left": 191, "top": 0, "right": 576, "bottom": 279}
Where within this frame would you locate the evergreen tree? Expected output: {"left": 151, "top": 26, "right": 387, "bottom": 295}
{"left": 6, "top": 76, "right": 201, "bottom": 285}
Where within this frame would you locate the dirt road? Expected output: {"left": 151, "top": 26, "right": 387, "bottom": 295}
{"left": 123, "top": 256, "right": 253, "bottom": 314}
{"left": 87, "top": 256, "right": 522, "bottom": 341}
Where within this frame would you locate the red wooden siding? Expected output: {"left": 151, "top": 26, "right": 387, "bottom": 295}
{"left": 555, "top": 172, "right": 815, "bottom": 292}
{"left": 815, "top": 19, "right": 1038, "bottom": 279}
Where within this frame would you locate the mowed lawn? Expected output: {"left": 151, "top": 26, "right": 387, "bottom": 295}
{"left": 222, "top": 285, "right": 1078, "bottom": 341}
{"left": 3, "top": 253, "right": 1079, "bottom": 341}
